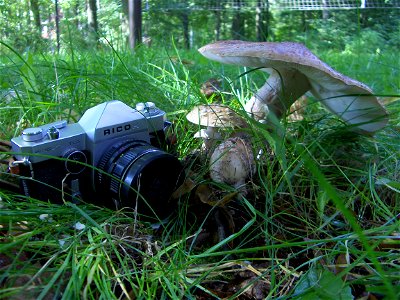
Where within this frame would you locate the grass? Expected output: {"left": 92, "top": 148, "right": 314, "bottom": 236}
{"left": 0, "top": 41, "right": 399, "bottom": 299}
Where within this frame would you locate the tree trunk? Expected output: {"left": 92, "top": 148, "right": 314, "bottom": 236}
{"left": 128, "top": 0, "right": 142, "bottom": 49}
{"left": 73, "top": 0, "right": 80, "bottom": 29}
{"left": 301, "top": 11, "right": 306, "bottom": 32}
{"left": 87, "top": 0, "right": 98, "bottom": 41}
{"left": 214, "top": 10, "right": 221, "bottom": 40}
{"left": 256, "top": 0, "right": 269, "bottom": 41}
{"left": 231, "top": 0, "right": 245, "bottom": 39}
{"left": 55, "top": 0, "right": 60, "bottom": 52}
{"left": 180, "top": 11, "right": 190, "bottom": 49}
{"left": 30, "top": 0, "right": 41, "bottom": 35}
{"left": 213, "top": 0, "right": 222, "bottom": 40}
{"left": 322, "top": 0, "right": 330, "bottom": 19}
{"left": 360, "top": 0, "right": 368, "bottom": 27}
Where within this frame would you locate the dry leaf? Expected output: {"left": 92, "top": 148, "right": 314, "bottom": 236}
{"left": 195, "top": 184, "right": 238, "bottom": 206}
{"left": 171, "top": 178, "right": 196, "bottom": 199}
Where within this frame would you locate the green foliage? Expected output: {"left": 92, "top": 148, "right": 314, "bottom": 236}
{"left": 272, "top": 9, "right": 400, "bottom": 53}
{"left": 293, "top": 267, "right": 353, "bottom": 299}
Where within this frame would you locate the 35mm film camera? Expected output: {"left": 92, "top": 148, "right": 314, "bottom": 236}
{"left": 11, "top": 101, "right": 184, "bottom": 219}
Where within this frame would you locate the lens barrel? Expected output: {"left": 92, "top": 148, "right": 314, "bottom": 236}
{"left": 96, "top": 141, "right": 183, "bottom": 219}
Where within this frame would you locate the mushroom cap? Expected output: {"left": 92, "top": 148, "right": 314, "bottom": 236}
{"left": 199, "top": 40, "right": 388, "bottom": 134}
{"left": 186, "top": 104, "right": 247, "bottom": 128}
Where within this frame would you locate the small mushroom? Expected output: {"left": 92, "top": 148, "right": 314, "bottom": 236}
{"left": 209, "top": 137, "right": 255, "bottom": 194}
{"left": 200, "top": 78, "right": 222, "bottom": 100}
{"left": 199, "top": 40, "right": 388, "bottom": 134}
{"left": 186, "top": 105, "right": 255, "bottom": 192}
{"left": 186, "top": 104, "right": 247, "bottom": 150}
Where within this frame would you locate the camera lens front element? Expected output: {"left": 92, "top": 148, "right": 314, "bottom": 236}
{"left": 96, "top": 141, "right": 183, "bottom": 218}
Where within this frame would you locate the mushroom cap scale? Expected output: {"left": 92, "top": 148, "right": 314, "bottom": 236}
{"left": 186, "top": 104, "right": 247, "bottom": 128}
{"left": 199, "top": 40, "right": 388, "bottom": 134}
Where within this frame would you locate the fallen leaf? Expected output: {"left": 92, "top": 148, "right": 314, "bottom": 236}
{"left": 195, "top": 184, "right": 238, "bottom": 206}
{"left": 171, "top": 178, "right": 196, "bottom": 199}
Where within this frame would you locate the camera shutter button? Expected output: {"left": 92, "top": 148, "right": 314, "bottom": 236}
{"left": 22, "top": 127, "right": 43, "bottom": 142}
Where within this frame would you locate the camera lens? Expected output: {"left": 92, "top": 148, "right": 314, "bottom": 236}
{"left": 96, "top": 141, "right": 183, "bottom": 219}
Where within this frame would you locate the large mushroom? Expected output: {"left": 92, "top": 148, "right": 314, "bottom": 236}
{"left": 199, "top": 40, "right": 388, "bottom": 134}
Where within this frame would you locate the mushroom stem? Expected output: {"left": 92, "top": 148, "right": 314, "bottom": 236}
{"left": 245, "top": 69, "right": 311, "bottom": 120}
{"left": 194, "top": 126, "right": 222, "bottom": 150}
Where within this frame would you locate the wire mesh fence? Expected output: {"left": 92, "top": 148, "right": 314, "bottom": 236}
{"left": 146, "top": 0, "right": 400, "bottom": 11}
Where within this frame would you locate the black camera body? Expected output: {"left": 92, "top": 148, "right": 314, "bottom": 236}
{"left": 11, "top": 101, "right": 183, "bottom": 219}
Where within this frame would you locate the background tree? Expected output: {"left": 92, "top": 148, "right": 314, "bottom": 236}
{"left": 55, "top": 0, "right": 60, "bottom": 52}
{"left": 87, "top": 0, "right": 99, "bottom": 42}
{"left": 128, "top": 0, "right": 142, "bottom": 49}
{"left": 256, "top": 0, "right": 270, "bottom": 41}
{"left": 30, "top": 0, "right": 42, "bottom": 36}
{"left": 180, "top": 10, "right": 190, "bottom": 49}
{"left": 322, "top": 0, "right": 330, "bottom": 19}
{"left": 231, "top": 0, "right": 245, "bottom": 39}
{"left": 213, "top": 0, "right": 222, "bottom": 40}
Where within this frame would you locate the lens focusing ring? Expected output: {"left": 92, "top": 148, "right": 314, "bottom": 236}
{"left": 108, "top": 148, "right": 155, "bottom": 196}
{"left": 96, "top": 140, "right": 183, "bottom": 217}
{"left": 97, "top": 141, "right": 147, "bottom": 185}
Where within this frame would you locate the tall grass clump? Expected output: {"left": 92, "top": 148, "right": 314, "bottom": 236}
{"left": 0, "top": 39, "right": 399, "bottom": 299}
